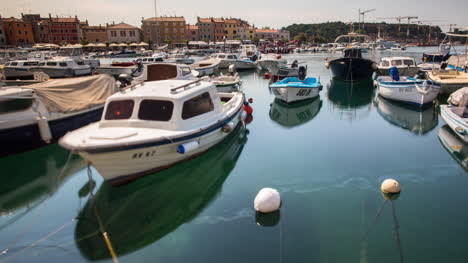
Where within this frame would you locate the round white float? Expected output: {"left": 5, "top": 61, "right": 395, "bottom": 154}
{"left": 381, "top": 179, "right": 401, "bottom": 194}
{"left": 254, "top": 188, "right": 281, "bottom": 213}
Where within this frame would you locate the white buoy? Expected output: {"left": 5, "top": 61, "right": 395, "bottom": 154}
{"left": 254, "top": 188, "right": 281, "bottom": 213}
{"left": 381, "top": 179, "right": 401, "bottom": 194}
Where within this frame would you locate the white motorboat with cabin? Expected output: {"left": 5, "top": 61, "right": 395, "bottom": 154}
{"left": 97, "top": 61, "right": 144, "bottom": 78}
{"left": 166, "top": 53, "right": 195, "bottom": 65}
{"left": 440, "top": 87, "right": 468, "bottom": 143}
{"left": 30, "top": 58, "right": 92, "bottom": 78}
{"left": 239, "top": 44, "right": 261, "bottom": 60}
{"left": 0, "top": 75, "right": 116, "bottom": 156}
{"left": 375, "top": 74, "right": 440, "bottom": 106}
{"left": 210, "top": 53, "right": 257, "bottom": 70}
{"left": 59, "top": 78, "right": 249, "bottom": 185}
{"left": 377, "top": 57, "right": 419, "bottom": 77}
{"left": 3, "top": 60, "right": 40, "bottom": 80}
{"left": 257, "top": 53, "right": 287, "bottom": 71}
{"left": 390, "top": 44, "right": 406, "bottom": 51}
{"left": 58, "top": 45, "right": 100, "bottom": 69}
{"left": 190, "top": 58, "right": 220, "bottom": 76}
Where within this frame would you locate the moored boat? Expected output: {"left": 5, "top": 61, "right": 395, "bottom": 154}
{"left": 438, "top": 125, "right": 468, "bottom": 172}
{"left": 376, "top": 75, "right": 440, "bottom": 106}
{"left": 30, "top": 58, "right": 92, "bottom": 78}
{"left": 377, "top": 57, "right": 419, "bottom": 77}
{"left": 427, "top": 70, "right": 468, "bottom": 95}
{"left": 440, "top": 87, "right": 468, "bottom": 143}
{"left": 270, "top": 75, "right": 322, "bottom": 103}
{"left": 0, "top": 75, "right": 116, "bottom": 156}
{"left": 190, "top": 59, "right": 220, "bottom": 76}
{"left": 59, "top": 79, "right": 249, "bottom": 185}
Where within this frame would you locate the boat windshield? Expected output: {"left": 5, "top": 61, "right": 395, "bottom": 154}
{"left": 138, "top": 99, "right": 174, "bottom": 121}
{"left": 105, "top": 100, "right": 134, "bottom": 120}
{"left": 344, "top": 49, "right": 362, "bottom": 58}
{"left": 403, "top": 60, "right": 415, "bottom": 66}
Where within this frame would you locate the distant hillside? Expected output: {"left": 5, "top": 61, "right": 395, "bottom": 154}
{"left": 282, "top": 22, "right": 444, "bottom": 45}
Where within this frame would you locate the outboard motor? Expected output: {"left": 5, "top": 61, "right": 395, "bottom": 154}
{"left": 298, "top": 66, "right": 307, "bottom": 80}
{"left": 117, "top": 74, "right": 133, "bottom": 89}
{"left": 440, "top": 62, "right": 448, "bottom": 70}
{"left": 389, "top": 66, "right": 400, "bottom": 81}
{"left": 251, "top": 54, "right": 258, "bottom": 62}
{"left": 291, "top": 60, "right": 299, "bottom": 68}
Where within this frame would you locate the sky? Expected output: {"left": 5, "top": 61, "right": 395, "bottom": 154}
{"left": 2, "top": 0, "right": 467, "bottom": 31}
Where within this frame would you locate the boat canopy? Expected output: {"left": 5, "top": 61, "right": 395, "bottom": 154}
{"left": 26, "top": 75, "right": 116, "bottom": 113}
{"left": 448, "top": 87, "right": 468, "bottom": 106}
{"left": 334, "top": 33, "right": 373, "bottom": 43}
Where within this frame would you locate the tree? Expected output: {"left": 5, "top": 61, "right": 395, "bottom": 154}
{"left": 294, "top": 33, "right": 308, "bottom": 43}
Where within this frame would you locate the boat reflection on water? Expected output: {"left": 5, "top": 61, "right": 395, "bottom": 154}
{"left": 269, "top": 97, "right": 322, "bottom": 128}
{"left": 74, "top": 125, "right": 249, "bottom": 260}
{"left": 327, "top": 78, "right": 375, "bottom": 120}
{"left": 374, "top": 95, "right": 438, "bottom": 135}
{"left": 438, "top": 125, "right": 468, "bottom": 172}
{"left": 0, "top": 144, "right": 85, "bottom": 218}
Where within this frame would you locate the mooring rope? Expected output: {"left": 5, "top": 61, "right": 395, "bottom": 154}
{"left": 391, "top": 201, "right": 404, "bottom": 263}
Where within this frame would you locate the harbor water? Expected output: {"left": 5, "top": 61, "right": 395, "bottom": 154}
{"left": 1, "top": 47, "right": 468, "bottom": 263}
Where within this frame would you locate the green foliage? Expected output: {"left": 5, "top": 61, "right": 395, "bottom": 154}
{"left": 282, "top": 22, "right": 444, "bottom": 43}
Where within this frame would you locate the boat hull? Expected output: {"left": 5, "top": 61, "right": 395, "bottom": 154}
{"left": 271, "top": 86, "right": 321, "bottom": 103}
{"left": 32, "top": 67, "right": 91, "bottom": 78}
{"left": 75, "top": 109, "right": 244, "bottom": 185}
{"left": 377, "top": 67, "right": 419, "bottom": 77}
{"left": 0, "top": 107, "right": 103, "bottom": 157}
{"left": 440, "top": 105, "right": 468, "bottom": 143}
{"left": 97, "top": 66, "right": 136, "bottom": 77}
{"left": 376, "top": 79, "right": 440, "bottom": 106}
{"left": 3, "top": 67, "right": 34, "bottom": 80}
{"left": 328, "top": 57, "right": 376, "bottom": 82}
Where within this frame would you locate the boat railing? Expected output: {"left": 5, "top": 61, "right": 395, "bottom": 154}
{"left": 170, "top": 79, "right": 203, "bottom": 94}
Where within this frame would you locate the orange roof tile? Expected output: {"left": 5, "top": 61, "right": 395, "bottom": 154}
{"left": 198, "top": 18, "right": 212, "bottom": 23}
{"left": 187, "top": 25, "right": 199, "bottom": 30}
{"left": 50, "top": 18, "right": 79, "bottom": 23}
{"left": 256, "top": 29, "right": 280, "bottom": 33}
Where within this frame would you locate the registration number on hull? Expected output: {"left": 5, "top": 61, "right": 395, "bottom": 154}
{"left": 296, "top": 89, "right": 312, "bottom": 96}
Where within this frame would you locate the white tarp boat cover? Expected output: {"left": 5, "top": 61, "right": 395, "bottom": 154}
{"left": 27, "top": 74, "right": 116, "bottom": 113}
{"left": 448, "top": 87, "right": 468, "bottom": 106}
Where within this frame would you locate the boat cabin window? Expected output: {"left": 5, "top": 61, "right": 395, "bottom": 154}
{"left": 105, "top": 100, "right": 134, "bottom": 120}
{"left": 38, "top": 62, "right": 45, "bottom": 66}
{"left": 227, "top": 55, "right": 236, "bottom": 59}
{"left": 10, "top": 62, "right": 18, "bottom": 66}
{"left": 142, "top": 58, "right": 148, "bottom": 62}
{"left": 382, "top": 61, "right": 390, "bottom": 67}
{"left": 46, "top": 62, "right": 57, "bottom": 66}
{"left": 76, "top": 61, "right": 85, "bottom": 65}
{"left": 181, "top": 67, "right": 191, "bottom": 76}
{"left": 0, "top": 98, "right": 33, "bottom": 114}
{"left": 182, "top": 92, "right": 214, "bottom": 120}
{"left": 24, "top": 61, "right": 39, "bottom": 66}
{"left": 391, "top": 60, "right": 402, "bottom": 66}
{"left": 59, "top": 62, "right": 68, "bottom": 67}
{"left": 218, "top": 55, "right": 225, "bottom": 59}
{"left": 138, "top": 99, "right": 174, "bottom": 121}
{"left": 403, "top": 60, "right": 414, "bottom": 66}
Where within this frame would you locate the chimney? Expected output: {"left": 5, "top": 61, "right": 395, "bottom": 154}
{"left": 49, "top": 13, "right": 52, "bottom": 20}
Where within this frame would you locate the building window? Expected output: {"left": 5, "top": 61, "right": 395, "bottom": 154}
{"left": 130, "top": 31, "right": 135, "bottom": 37}
{"left": 18, "top": 30, "right": 21, "bottom": 34}
{"left": 120, "top": 31, "right": 126, "bottom": 37}
{"left": 111, "top": 31, "right": 117, "bottom": 37}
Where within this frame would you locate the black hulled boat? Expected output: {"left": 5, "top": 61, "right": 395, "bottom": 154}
{"left": 327, "top": 48, "right": 377, "bottom": 82}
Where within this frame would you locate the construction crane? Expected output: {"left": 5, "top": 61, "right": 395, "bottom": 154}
{"left": 376, "top": 16, "right": 404, "bottom": 33}
{"left": 401, "top": 16, "right": 418, "bottom": 39}
{"left": 358, "top": 9, "right": 376, "bottom": 31}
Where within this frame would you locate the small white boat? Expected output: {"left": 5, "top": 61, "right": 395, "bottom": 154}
{"left": 59, "top": 79, "right": 248, "bottom": 185}
{"left": 377, "top": 57, "right": 420, "bottom": 77}
{"left": 138, "top": 56, "right": 164, "bottom": 64}
{"left": 376, "top": 76, "right": 440, "bottom": 106}
{"left": 30, "top": 58, "right": 92, "bottom": 78}
{"left": 257, "top": 53, "right": 287, "bottom": 71}
{"left": 166, "top": 54, "right": 195, "bottom": 65}
{"left": 270, "top": 76, "right": 322, "bottom": 103}
{"left": 239, "top": 44, "right": 260, "bottom": 60}
{"left": 427, "top": 70, "right": 468, "bottom": 95}
{"left": 210, "top": 53, "right": 257, "bottom": 70}
{"left": 3, "top": 60, "right": 39, "bottom": 80}
{"left": 190, "top": 59, "right": 220, "bottom": 76}
{"left": 440, "top": 87, "right": 468, "bottom": 143}
{"left": 390, "top": 44, "right": 406, "bottom": 51}
{"left": 209, "top": 73, "right": 241, "bottom": 87}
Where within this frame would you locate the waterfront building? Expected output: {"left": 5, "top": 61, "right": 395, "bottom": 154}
{"left": 1, "top": 17, "right": 34, "bottom": 46}
{"left": 224, "top": 19, "right": 239, "bottom": 40}
{"left": 255, "top": 28, "right": 290, "bottom": 41}
{"left": 21, "top": 14, "right": 41, "bottom": 43}
{"left": 196, "top": 17, "right": 216, "bottom": 42}
{"left": 186, "top": 24, "right": 199, "bottom": 41}
{"left": 0, "top": 19, "right": 6, "bottom": 46}
{"left": 37, "top": 20, "right": 50, "bottom": 43}
{"left": 45, "top": 15, "right": 81, "bottom": 45}
{"left": 107, "top": 22, "right": 141, "bottom": 44}
{"left": 246, "top": 26, "right": 256, "bottom": 41}
{"left": 82, "top": 24, "right": 108, "bottom": 43}
{"left": 142, "top": 16, "right": 186, "bottom": 46}
{"left": 213, "top": 18, "right": 226, "bottom": 41}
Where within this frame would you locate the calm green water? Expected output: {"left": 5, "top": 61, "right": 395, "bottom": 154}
{"left": 1, "top": 47, "right": 468, "bottom": 263}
